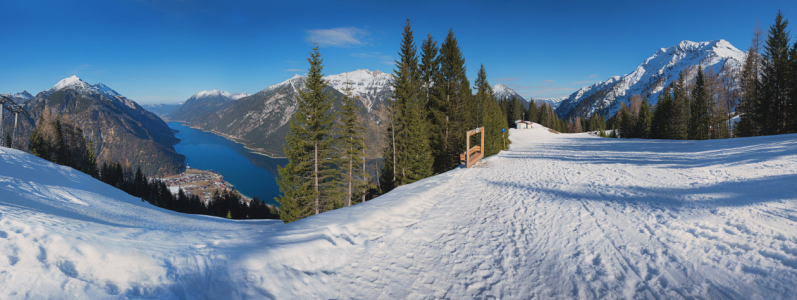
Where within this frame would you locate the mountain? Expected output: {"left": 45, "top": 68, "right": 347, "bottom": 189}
{"left": 142, "top": 103, "right": 183, "bottom": 119}
{"left": 20, "top": 75, "right": 185, "bottom": 176}
{"left": 324, "top": 69, "right": 393, "bottom": 112}
{"left": 493, "top": 83, "right": 526, "bottom": 103}
{"left": 169, "top": 90, "right": 250, "bottom": 122}
{"left": 555, "top": 39, "right": 745, "bottom": 119}
{"left": 4, "top": 91, "right": 33, "bottom": 103}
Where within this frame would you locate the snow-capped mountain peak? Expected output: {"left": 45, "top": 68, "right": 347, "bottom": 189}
{"left": 50, "top": 75, "right": 91, "bottom": 93}
{"left": 555, "top": 39, "right": 745, "bottom": 119}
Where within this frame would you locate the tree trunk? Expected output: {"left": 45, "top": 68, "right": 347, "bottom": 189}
{"left": 314, "top": 141, "right": 319, "bottom": 215}
{"left": 348, "top": 140, "right": 352, "bottom": 207}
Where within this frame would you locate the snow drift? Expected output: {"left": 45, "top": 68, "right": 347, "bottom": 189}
{"left": 2, "top": 126, "right": 797, "bottom": 299}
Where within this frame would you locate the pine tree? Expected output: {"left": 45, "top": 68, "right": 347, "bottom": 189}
{"left": 672, "top": 71, "right": 690, "bottom": 140}
{"left": 790, "top": 39, "right": 797, "bottom": 133}
{"left": 689, "top": 66, "right": 711, "bottom": 140}
{"left": 617, "top": 103, "right": 632, "bottom": 138}
{"left": 338, "top": 78, "right": 370, "bottom": 207}
{"left": 473, "top": 64, "right": 508, "bottom": 156}
{"left": 85, "top": 140, "right": 99, "bottom": 178}
{"left": 527, "top": 100, "right": 538, "bottom": 123}
{"left": 635, "top": 96, "right": 653, "bottom": 139}
{"left": 53, "top": 117, "right": 66, "bottom": 165}
{"left": 760, "top": 10, "right": 791, "bottom": 135}
{"left": 419, "top": 34, "right": 442, "bottom": 172}
{"left": 434, "top": 29, "right": 470, "bottom": 172}
{"left": 737, "top": 24, "right": 764, "bottom": 137}
{"left": 276, "top": 43, "right": 340, "bottom": 223}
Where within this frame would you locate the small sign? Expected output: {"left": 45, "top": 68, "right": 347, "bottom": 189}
{"left": 501, "top": 128, "right": 505, "bottom": 133}
{"left": 475, "top": 128, "right": 480, "bottom": 133}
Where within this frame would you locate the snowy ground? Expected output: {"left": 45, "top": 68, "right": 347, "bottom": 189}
{"left": 2, "top": 124, "right": 797, "bottom": 299}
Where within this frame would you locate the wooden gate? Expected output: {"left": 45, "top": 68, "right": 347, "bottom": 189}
{"left": 460, "top": 127, "right": 484, "bottom": 168}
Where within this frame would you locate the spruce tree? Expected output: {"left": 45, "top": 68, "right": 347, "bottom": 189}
{"left": 434, "top": 29, "right": 469, "bottom": 172}
{"left": 394, "top": 19, "right": 433, "bottom": 186}
{"left": 276, "top": 43, "right": 340, "bottom": 223}
{"left": 338, "top": 79, "right": 370, "bottom": 207}
{"left": 474, "top": 64, "right": 508, "bottom": 156}
{"left": 689, "top": 66, "right": 711, "bottom": 140}
{"left": 737, "top": 25, "right": 764, "bottom": 137}
{"left": 635, "top": 96, "right": 653, "bottom": 139}
{"left": 760, "top": 10, "right": 792, "bottom": 135}
{"left": 419, "top": 34, "right": 442, "bottom": 171}
{"left": 672, "top": 72, "right": 690, "bottom": 140}
{"left": 527, "top": 100, "right": 538, "bottom": 123}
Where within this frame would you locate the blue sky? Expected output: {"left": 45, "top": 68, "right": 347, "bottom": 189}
{"left": 1, "top": 0, "right": 795, "bottom": 104}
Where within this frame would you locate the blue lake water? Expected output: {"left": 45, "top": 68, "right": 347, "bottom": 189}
{"left": 169, "top": 122, "right": 287, "bottom": 206}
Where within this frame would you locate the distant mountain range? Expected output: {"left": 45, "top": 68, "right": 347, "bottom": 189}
{"left": 8, "top": 76, "right": 185, "bottom": 176}
{"left": 169, "top": 90, "right": 249, "bottom": 122}
{"left": 142, "top": 103, "right": 182, "bottom": 118}
{"left": 554, "top": 40, "right": 745, "bottom": 119}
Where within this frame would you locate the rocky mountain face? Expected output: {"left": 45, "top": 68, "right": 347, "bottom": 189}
{"left": 555, "top": 40, "right": 745, "bottom": 120}
{"left": 169, "top": 90, "right": 249, "bottom": 122}
{"left": 18, "top": 76, "right": 185, "bottom": 176}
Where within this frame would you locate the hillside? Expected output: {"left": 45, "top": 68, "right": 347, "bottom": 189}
{"left": 555, "top": 40, "right": 745, "bottom": 119}
{"left": 2, "top": 125, "right": 797, "bottom": 298}
{"left": 19, "top": 76, "right": 185, "bottom": 176}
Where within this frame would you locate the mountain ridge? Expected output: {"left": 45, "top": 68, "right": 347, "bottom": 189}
{"left": 554, "top": 39, "right": 744, "bottom": 119}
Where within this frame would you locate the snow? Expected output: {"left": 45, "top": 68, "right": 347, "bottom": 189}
{"left": 2, "top": 126, "right": 797, "bottom": 298}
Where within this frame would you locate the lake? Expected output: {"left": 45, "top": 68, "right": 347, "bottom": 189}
{"left": 169, "top": 122, "right": 287, "bottom": 206}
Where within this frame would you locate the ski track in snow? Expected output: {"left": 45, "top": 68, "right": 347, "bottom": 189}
{"left": 2, "top": 125, "right": 797, "bottom": 299}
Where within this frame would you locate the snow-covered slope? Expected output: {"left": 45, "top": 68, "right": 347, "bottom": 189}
{"left": 4, "top": 123, "right": 797, "bottom": 298}
{"left": 556, "top": 40, "right": 745, "bottom": 119}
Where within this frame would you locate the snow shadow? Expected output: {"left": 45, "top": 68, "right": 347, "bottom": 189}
{"left": 505, "top": 134, "right": 797, "bottom": 169}
{"left": 486, "top": 173, "right": 797, "bottom": 209}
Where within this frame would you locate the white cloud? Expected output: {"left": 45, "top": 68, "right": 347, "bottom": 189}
{"left": 285, "top": 69, "right": 304, "bottom": 72}
{"left": 306, "top": 27, "right": 370, "bottom": 47}
{"left": 541, "top": 79, "right": 555, "bottom": 84}
{"left": 588, "top": 74, "right": 599, "bottom": 79}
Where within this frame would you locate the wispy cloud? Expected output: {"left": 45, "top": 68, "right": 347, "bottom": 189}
{"left": 541, "top": 79, "right": 555, "bottom": 84}
{"left": 351, "top": 52, "right": 394, "bottom": 65}
{"left": 494, "top": 77, "right": 518, "bottom": 82}
{"left": 570, "top": 80, "right": 597, "bottom": 85}
{"left": 588, "top": 74, "right": 599, "bottom": 79}
{"left": 306, "top": 27, "right": 370, "bottom": 47}
{"left": 285, "top": 69, "right": 304, "bottom": 72}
